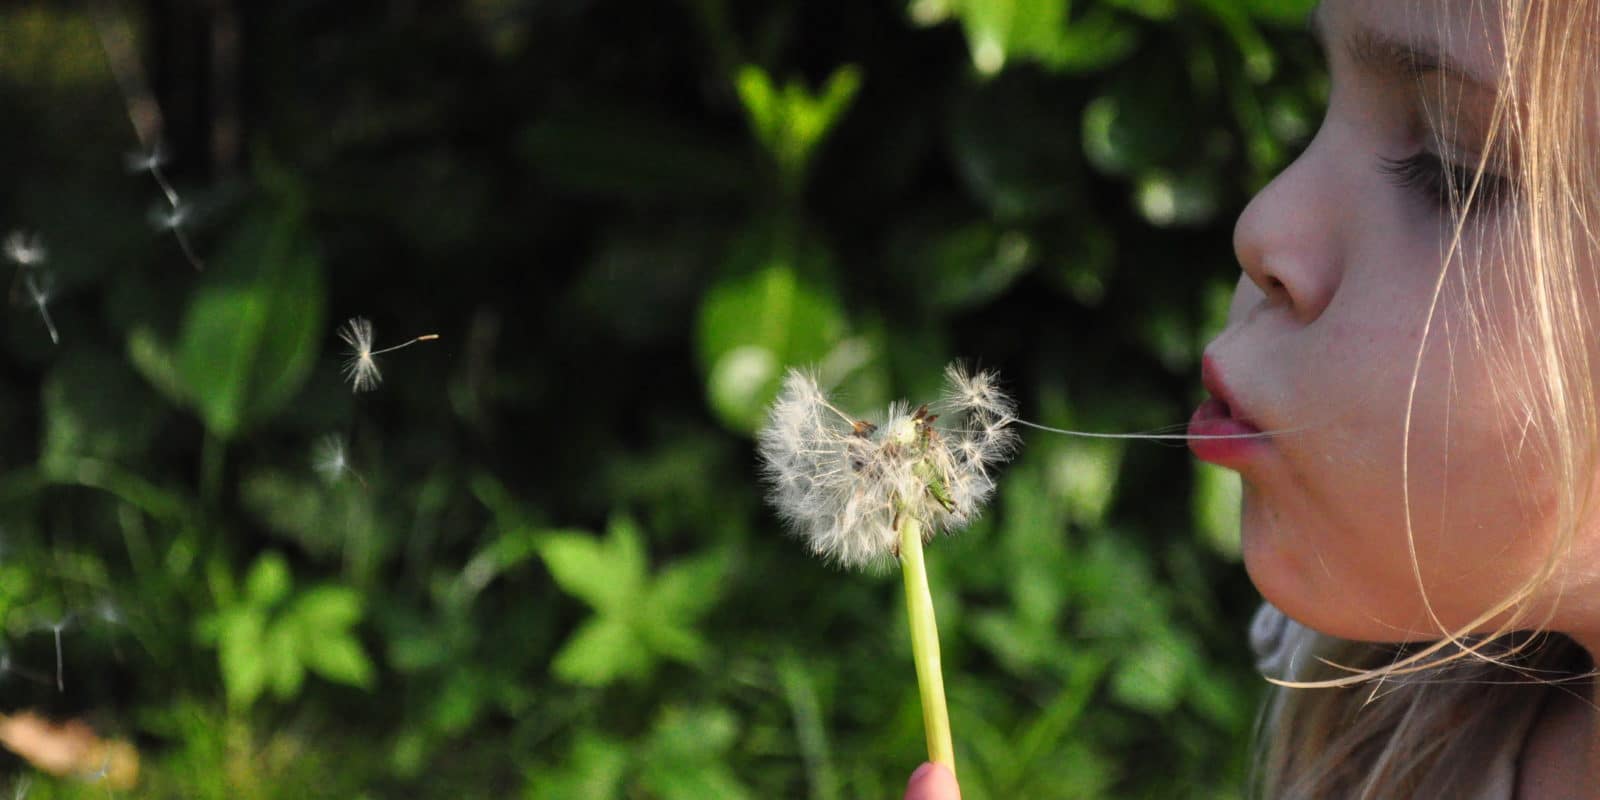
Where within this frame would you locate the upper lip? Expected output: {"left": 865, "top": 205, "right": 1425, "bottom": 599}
{"left": 1201, "top": 353, "right": 1254, "bottom": 424}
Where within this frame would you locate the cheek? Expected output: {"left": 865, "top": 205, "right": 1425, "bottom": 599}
{"left": 1241, "top": 289, "right": 1562, "bottom": 641}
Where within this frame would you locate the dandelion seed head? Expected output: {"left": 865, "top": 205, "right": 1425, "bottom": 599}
{"left": 3, "top": 231, "right": 46, "bottom": 267}
{"left": 757, "top": 365, "right": 1019, "bottom": 570}
{"left": 339, "top": 317, "right": 382, "bottom": 392}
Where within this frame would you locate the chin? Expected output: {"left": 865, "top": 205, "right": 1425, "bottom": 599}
{"left": 1237, "top": 485, "right": 1386, "bottom": 644}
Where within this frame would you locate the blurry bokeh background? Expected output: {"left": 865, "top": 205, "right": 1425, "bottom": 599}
{"left": 0, "top": 0, "right": 1325, "bottom": 797}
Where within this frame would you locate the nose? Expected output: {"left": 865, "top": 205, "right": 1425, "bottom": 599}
{"left": 1232, "top": 134, "right": 1343, "bottom": 323}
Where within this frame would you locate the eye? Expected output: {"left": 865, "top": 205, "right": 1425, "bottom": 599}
{"left": 1377, "top": 151, "right": 1513, "bottom": 214}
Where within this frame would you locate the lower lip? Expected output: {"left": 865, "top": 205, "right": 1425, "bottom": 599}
{"left": 1188, "top": 397, "right": 1266, "bottom": 467}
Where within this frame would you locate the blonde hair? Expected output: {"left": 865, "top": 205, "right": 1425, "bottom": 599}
{"left": 1252, "top": 1, "right": 1600, "bottom": 796}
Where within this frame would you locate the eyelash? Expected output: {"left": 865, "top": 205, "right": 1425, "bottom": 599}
{"left": 1377, "top": 152, "right": 1512, "bottom": 213}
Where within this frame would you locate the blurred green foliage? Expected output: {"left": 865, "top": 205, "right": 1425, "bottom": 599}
{"left": 0, "top": 0, "right": 1323, "bottom": 796}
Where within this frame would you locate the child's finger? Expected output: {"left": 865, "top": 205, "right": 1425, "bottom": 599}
{"left": 904, "top": 762, "right": 960, "bottom": 800}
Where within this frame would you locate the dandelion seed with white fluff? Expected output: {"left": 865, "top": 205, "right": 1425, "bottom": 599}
{"left": 338, "top": 316, "right": 440, "bottom": 393}
{"left": 312, "top": 434, "right": 366, "bottom": 488}
{"left": 2, "top": 231, "right": 46, "bottom": 267}
{"left": 757, "top": 362, "right": 1019, "bottom": 778}
{"left": 3, "top": 231, "right": 59, "bottom": 344}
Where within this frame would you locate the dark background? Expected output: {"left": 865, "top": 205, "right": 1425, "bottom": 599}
{"left": 0, "top": 1, "right": 1324, "bottom": 797}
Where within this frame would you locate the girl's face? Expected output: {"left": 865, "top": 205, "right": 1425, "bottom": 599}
{"left": 1211, "top": 0, "right": 1600, "bottom": 642}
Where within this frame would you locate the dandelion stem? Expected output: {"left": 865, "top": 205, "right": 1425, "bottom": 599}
{"left": 898, "top": 514, "right": 955, "bottom": 777}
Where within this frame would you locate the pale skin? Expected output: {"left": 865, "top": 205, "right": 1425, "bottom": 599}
{"left": 908, "top": 1, "right": 1600, "bottom": 797}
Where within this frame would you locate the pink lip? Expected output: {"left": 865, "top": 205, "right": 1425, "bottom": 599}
{"left": 1190, "top": 354, "right": 1266, "bottom": 467}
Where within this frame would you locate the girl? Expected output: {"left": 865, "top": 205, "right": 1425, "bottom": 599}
{"left": 909, "top": 0, "right": 1600, "bottom": 797}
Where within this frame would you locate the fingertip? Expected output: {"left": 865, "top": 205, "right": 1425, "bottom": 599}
{"left": 904, "top": 761, "right": 960, "bottom": 800}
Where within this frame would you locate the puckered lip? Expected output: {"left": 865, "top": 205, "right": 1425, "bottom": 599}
{"left": 1200, "top": 352, "right": 1256, "bottom": 427}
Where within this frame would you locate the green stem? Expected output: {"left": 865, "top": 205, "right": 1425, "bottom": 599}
{"left": 899, "top": 515, "right": 956, "bottom": 777}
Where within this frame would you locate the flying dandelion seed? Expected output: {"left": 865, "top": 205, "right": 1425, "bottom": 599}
{"left": 312, "top": 434, "right": 367, "bottom": 488}
{"left": 22, "top": 271, "right": 59, "bottom": 345}
{"left": 4, "top": 230, "right": 51, "bottom": 331}
{"left": 338, "top": 316, "right": 441, "bottom": 393}
{"left": 757, "top": 362, "right": 1018, "bottom": 569}
{"left": 2, "top": 231, "right": 46, "bottom": 267}
{"left": 148, "top": 202, "right": 189, "bottom": 231}
{"left": 124, "top": 144, "right": 165, "bottom": 174}
{"left": 93, "top": 600, "right": 123, "bottom": 627}
{"left": 47, "top": 616, "right": 73, "bottom": 693}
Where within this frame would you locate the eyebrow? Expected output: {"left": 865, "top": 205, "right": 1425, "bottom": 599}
{"left": 1307, "top": 2, "right": 1496, "bottom": 94}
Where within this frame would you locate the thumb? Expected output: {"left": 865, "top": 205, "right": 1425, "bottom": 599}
{"left": 904, "top": 762, "right": 961, "bottom": 800}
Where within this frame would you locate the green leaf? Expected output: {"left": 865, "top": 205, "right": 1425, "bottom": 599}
{"left": 642, "top": 765, "right": 750, "bottom": 800}
{"left": 457, "top": 525, "right": 557, "bottom": 596}
{"left": 1195, "top": 0, "right": 1276, "bottom": 81}
{"left": 696, "top": 262, "right": 847, "bottom": 432}
{"left": 953, "top": 0, "right": 1136, "bottom": 76}
{"left": 1193, "top": 461, "right": 1242, "bottom": 559}
{"left": 265, "top": 621, "right": 306, "bottom": 699}
{"left": 293, "top": 585, "right": 364, "bottom": 631}
{"left": 893, "top": 222, "right": 1035, "bottom": 310}
{"left": 1046, "top": 438, "right": 1123, "bottom": 528}
{"left": 174, "top": 204, "right": 326, "bottom": 439}
{"left": 245, "top": 552, "right": 293, "bottom": 608}
{"left": 125, "top": 326, "right": 188, "bottom": 408}
{"left": 240, "top": 469, "right": 344, "bottom": 556}
{"left": 1111, "top": 634, "right": 1191, "bottom": 714}
{"left": 552, "top": 616, "right": 651, "bottom": 686}
{"left": 644, "top": 552, "right": 725, "bottom": 624}
{"left": 540, "top": 535, "right": 621, "bottom": 611}
{"left": 969, "top": 613, "right": 1056, "bottom": 673}
{"left": 640, "top": 622, "right": 707, "bottom": 666}
{"left": 525, "top": 734, "right": 629, "bottom": 800}
{"left": 539, "top": 518, "right": 645, "bottom": 614}
{"left": 302, "top": 633, "right": 376, "bottom": 689}
{"left": 218, "top": 608, "right": 268, "bottom": 708}
{"left": 735, "top": 64, "right": 861, "bottom": 189}
{"left": 604, "top": 513, "right": 649, "bottom": 590}
{"left": 645, "top": 706, "right": 740, "bottom": 763}
{"left": 430, "top": 669, "right": 488, "bottom": 734}
{"left": 639, "top": 706, "right": 750, "bottom": 800}
{"left": 1071, "top": 536, "right": 1165, "bottom": 638}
